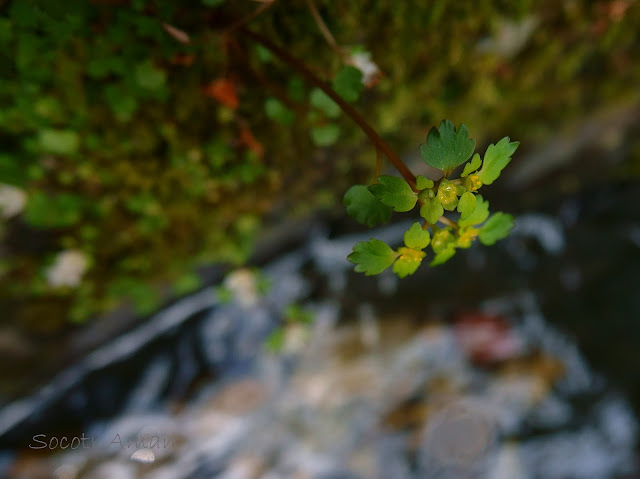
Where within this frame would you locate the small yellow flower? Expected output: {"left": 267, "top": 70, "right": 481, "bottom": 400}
{"left": 438, "top": 179, "right": 459, "bottom": 211}
{"left": 456, "top": 227, "right": 480, "bottom": 248}
{"left": 464, "top": 174, "right": 482, "bottom": 192}
{"left": 397, "top": 246, "right": 426, "bottom": 263}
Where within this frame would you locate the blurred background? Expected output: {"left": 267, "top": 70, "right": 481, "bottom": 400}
{"left": 1, "top": 0, "right": 640, "bottom": 478}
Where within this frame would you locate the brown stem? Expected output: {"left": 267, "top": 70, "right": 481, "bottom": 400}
{"left": 238, "top": 27, "right": 417, "bottom": 188}
{"left": 228, "top": 38, "right": 307, "bottom": 115}
{"left": 225, "top": 0, "right": 276, "bottom": 33}
{"left": 304, "top": 0, "right": 344, "bottom": 56}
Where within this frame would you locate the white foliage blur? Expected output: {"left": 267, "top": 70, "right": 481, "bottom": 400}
{"left": 0, "top": 183, "right": 27, "bottom": 219}
{"left": 46, "top": 250, "right": 89, "bottom": 288}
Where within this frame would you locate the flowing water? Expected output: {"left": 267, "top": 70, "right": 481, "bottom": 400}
{"left": 2, "top": 183, "right": 640, "bottom": 479}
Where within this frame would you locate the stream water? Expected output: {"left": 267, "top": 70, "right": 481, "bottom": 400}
{"left": 2, "top": 182, "right": 640, "bottom": 479}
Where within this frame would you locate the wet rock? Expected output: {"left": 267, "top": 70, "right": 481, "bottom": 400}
{"left": 0, "top": 328, "right": 35, "bottom": 361}
{"left": 488, "top": 443, "right": 530, "bottom": 479}
{"left": 206, "top": 379, "right": 268, "bottom": 415}
{"left": 420, "top": 399, "right": 497, "bottom": 474}
{"left": 217, "top": 455, "right": 264, "bottom": 479}
{"left": 1, "top": 219, "right": 638, "bottom": 479}
{"left": 89, "top": 461, "right": 136, "bottom": 479}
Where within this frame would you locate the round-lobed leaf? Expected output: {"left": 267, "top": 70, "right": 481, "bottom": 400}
{"left": 458, "top": 194, "right": 490, "bottom": 227}
{"left": 430, "top": 246, "right": 456, "bottom": 266}
{"left": 368, "top": 175, "right": 418, "bottom": 212}
{"left": 457, "top": 191, "right": 477, "bottom": 221}
{"left": 420, "top": 197, "right": 444, "bottom": 224}
{"left": 416, "top": 175, "right": 434, "bottom": 190}
{"left": 477, "top": 137, "right": 519, "bottom": 185}
{"left": 478, "top": 212, "right": 514, "bottom": 245}
{"left": 343, "top": 185, "right": 392, "bottom": 227}
{"left": 461, "top": 153, "right": 482, "bottom": 177}
{"left": 332, "top": 66, "right": 364, "bottom": 102}
{"left": 393, "top": 246, "right": 426, "bottom": 278}
{"left": 311, "top": 124, "right": 340, "bottom": 146}
{"left": 310, "top": 88, "right": 341, "bottom": 118}
{"left": 348, "top": 238, "right": 397, "bottom": 276}
{"left": 420, "top": 120, "right": 476, "bottom": 174}
{"left": 404, "top": 222, "right": 430, "bottom": 249}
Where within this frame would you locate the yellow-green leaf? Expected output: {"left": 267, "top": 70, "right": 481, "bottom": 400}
{"left": 430, "top": 246, "right": 456, "bottom": 266}
{"left": 457, "top": 191, "right": 477, "bottom": 221}
{"left": 431, "top": 229, "right": 455, "bottom": 254}
{"left": 393, "top": 246, "right": 426, "bottom": 278}
{"left": 478, "top": 212, "right": 514, "bottom": 245}
{"left": 461, "top": 153, "right": 482, "bottom": 177}
{"left": 478, "top": 137, "right": 519, "bottom": 185}
{"left": 458, "top": 195, "right": 490, "bottom": 227}
{"left": 420, "top": 197, "right": 444, "bottom": 224}
{"left": 404, "top": 222, "right": 430, "bottom": 249}
{"left": 38, "top": 129, "right": 79, "bottom": 155}
{"left": 416, "top": 175, "right": 434, "bottom": 190}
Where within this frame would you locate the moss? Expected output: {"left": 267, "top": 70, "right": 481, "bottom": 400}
{"left": 1, "top": 0, "right": 639, "bottom": 330}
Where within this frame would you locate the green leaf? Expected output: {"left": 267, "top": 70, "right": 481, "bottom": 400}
{"left": 255, "top": 44, "right": 272, "bottom": 62}
{"left": 265, "top": 98, "right": 294, "bottom": 125}
{"left": 107, "top": 277, "right": 159, "bottom": 315}
{"left": 419, "top": 120, "right": 476, "bottom": 174}
{"left": 461, "top": 153, "right": 482, "bottom": 177}
{"left": 284, "top": 304, "right": 314, "bottom": 324}
{"left": 393, "top": 247, "right": 426, "bottom": 278}
{"left": 420, "top": 197, "right": 444, "bottom": 224}
{"left": 310, "top": 88, "right": 341, "bottom": 118}
{"left": 265, "top": 327, "right": 285, "bottom": 353}
{"left": 332, "top": 66, "right": 364, "bottom": 102}
{"left": 0, "top": 153, "right": 27, "bottom": 186}
{"left": 404, "top": 222, "right": 430, "bottom": 249}
{"left": 288, "top": 77, "right": 305, "bottom": 102}
{"left": 311, "top": 124, "right": 340, "bottom": 146}
{"left": 458, "top": 195, "right": 490, "bottom": 227}
{"left": 135, "top": 60, "right": 166, "bottom": 91}
{"left": 104, "top": 85, "right": 138, "bottom": 122}
{"left": 478, "top": 212, "right": 514, "bottom": 245}
{"left": 174, "top": 272, "right": 202, "bottom": 295}
{"left": 214, "top": 285, "right": 234, "bottom": 303}
{"left": 368, "top": 175, "right": 417, "bottom": 212}
{"left": 478, "top": 137, "right": 519, "bottom": 185}
{"left": 202, "top": 0, "right": 225, "bottom": 6}
{"left": 430, "top": 246, "right": 456, "bottom": 266}
{"left": 24, "top": 192, "right": 83, "bottom": 228}
{"left": 38, "top": 129, "right": 79, "bottom": 155}
{"left": 348, "top": 239, "right": 397, "bottom": 275}
{"left": 457, "top": 192, "right": 477, "bottom": 221}
{"left": 343, "top": 185, "right": 392, "bottom": 227}
{"left": 416, "top": 175, "right": 434, "bottom": 190}
{"left": 10, "top": 2, "right": 38, "bottom": 28}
